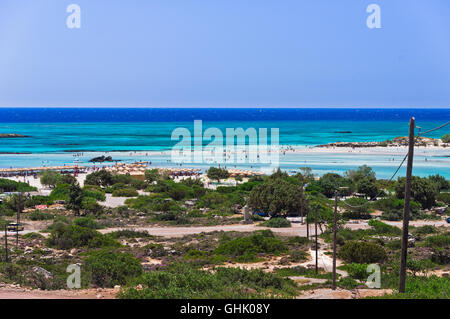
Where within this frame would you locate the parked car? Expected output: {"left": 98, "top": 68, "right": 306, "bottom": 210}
{"left": 7, "top": 223, "right": 24, "bottom": 232}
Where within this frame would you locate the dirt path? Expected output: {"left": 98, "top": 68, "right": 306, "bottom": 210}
{"left": 0, "top": 219, "right": 447, "bottom": 239}
{"left": 98, "top": 219, "right": 448, "bottom": 238}
{"left": 99, "top": 223, "right": 317, "bottom": 238}
{"left": 0, "top": 286, "right": 118, "bottom": 299}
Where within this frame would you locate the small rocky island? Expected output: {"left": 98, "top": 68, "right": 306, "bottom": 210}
{"left": 316, "top": 136, "right": 448, "bottom": 148}
{"left": 88, "top": 155, "right": 116, "bottom": 163}
{"left": 0, "top": 133, "right": 30, "bottom": 138}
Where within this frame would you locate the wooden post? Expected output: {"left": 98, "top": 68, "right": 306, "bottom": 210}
{"left": 399, "top": 117, "right": 415, "bottom": 293}
{"left": 4, "top": 225, "right": 8, "bottom": 263}
{"left": 332, "top": 191, "right": 338, "bottom": 290}
{"left": 306, "top": 211, "right": 309, "bottom": 240}
{"left": 315, "top": 208, "right": 318, "bottom": 275}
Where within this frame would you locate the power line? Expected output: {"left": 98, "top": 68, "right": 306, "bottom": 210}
{"left": 417, "top": 121, "right": 450, "bottom": 136}
{"left": 340, "top": 152, "right": 408, "bottom": 209}
{"left": 323, "top": 119, "right": 448, "bottom": 210}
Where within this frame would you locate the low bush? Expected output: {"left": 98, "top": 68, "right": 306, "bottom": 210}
{"left": 29, "top": 211, "right": 54, "bottom": 221}
{"left": 340, "top": 263, "right": 369, "bottom": 280}
{"left": 108, "top": 229, "right": 152, "bottom": 239}
{"left": 73, "top": 216, "right": 102, "bottom": 229}
{"left": 259, "top": 218, "right": 291, "bottom": 228}
{"left": 85, "top": 249, "right": 143, "bottom": 288}
{"left": 338, "top": 241, "right": 387, "bottom": 264}
{"left": 275, "top": 266, "right": 334, "bottom": 279}
{"left": 46, "top": 223, "right": 119, "bottom": 250}
{"left": 119, "top": 263, "right": 298, "bottom": 299}
{"left": 214, "top": 232, "right": 288, "bottom": 262}
{"left": 368, "top": 219, "right": 402, "bottom": 236}
{"left": 421, "top": 234, "right": 450, "bottom": 249}
{"left": 112, "top": 188, "right": 139, "bottom": 197}
{"left": 0, "top": 178, "right": 36, "bottom": 192}
{"left": 436, "top": 192, "right": 450, "bottom": 205}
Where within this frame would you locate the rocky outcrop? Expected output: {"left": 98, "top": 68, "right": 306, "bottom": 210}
{"left": 89, "top": 156, "right": 115, "bottom": 163}
{"left": 0, "top": 134, "right": 30, "bottom": 138}
{"left": 316, "top": 136, "right": 447, "bottom": 148}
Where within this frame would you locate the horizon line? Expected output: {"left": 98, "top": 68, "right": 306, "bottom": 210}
{"left": 0, "top": 106, "right": 449, "bottom": 109}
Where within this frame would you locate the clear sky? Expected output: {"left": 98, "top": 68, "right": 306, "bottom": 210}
{"left": 0, "top": 0, "right": 449, "bottom": 108}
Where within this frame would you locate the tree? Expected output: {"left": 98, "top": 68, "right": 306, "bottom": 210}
{"left": 67, "top": 184, "right": 84, "bottom": 216}
{"left": 316, "top": 173, "right": 352, "bottom": 198}
{"left": 206, "top": 167, "right": 230, "bottom": 182}
{"left": 10, "top": 193, "right": 26, "bottom": 223}
{"left": 144, "top": 169, "right": 161, "bottom": 183}
{"left": 298, "top": 167, "right": 314, "bottom": 181}
{"left": 396, "top": 176, "right": 439, "bottom": 209}
{"left": 61, "top": 174, "right": 77, "bottom": 185}
{"left": 356, "top": 177, "right": 379, "bottom": 199}
{"left": 85, "top": 170, "right": 114, "bottom": 187}
{"left": 40, "top": 171, "right": 62, "bottom": 188}
{"left": 428, "top": 174, "right": 449, "bottom": 192}
{"left": 442, "top": 133, "right": 450, "bottom": 143}
{"left": 307, "top": 199, "right": 335, "bottom": 232}
{"left": 345, "top": 165, "right": 376, "bottom": 184}
{"left": 249, "top": 178, "right": 307, "bottom": 217}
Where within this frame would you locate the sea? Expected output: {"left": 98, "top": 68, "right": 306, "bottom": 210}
{"left": 0, "top": 108, "right": 448, "bottom": 178}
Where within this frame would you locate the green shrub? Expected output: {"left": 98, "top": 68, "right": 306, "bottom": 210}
{"left": 29, "top": 211, "right": 54, "bottom": 221}
{"left": 0, "top": 178, "right": 36, "bottom": 192}
{"left": 108, "top": 229, "right": 152, "bottom": 239}
{"left": 335, "top": 276, "right": 361, "bottom": 290}
{"left": 47, "top": 224, "right": 119, "bottom": 250}
{"left": 341, "top": 263, "right": 369, "bottom": 280}
{"left": 411, "top": 225, "right": 438, "bottom": 236}
{"left": 436, "top": 192, "right": 450, "bottom": 204}
{"left": 48, "top": 183, "right": 71, "bottom": 202}
{"left": 186, "top": 209, "right": 204, "bottom": 218}
{"left": 81, "top": 197, "right": 103, "bottom": 215}
{"left": 338, "top": 241, "right": 387, "bottom": 264}
{"left": 22, "top": 232, "right": 45, "bottom": 240}
{"left": 422, "top": 234, "right": 450, "bottom": 249}
{"left": 373, "top": 275, "right": 449, "bottom": 299}
{"left": 83, "top": 188, "right": 106, "bottom": 201}
{"left": 289, "top": 249, "right": 308, "bottom": 262}
{"left": 214, "top": 232, "right": 288, "bottom": 262}
{"left": 274, "top": 266, "right": 334, "bottom": 279}
{"left": 368, "top": 219, "right": 401, "bottom": 235}
{"left": 112, "top": 188, "right": 139, "bottom": 197}
{"left": 442, "top": 134, "right": 450, "bottom": 143}
{"left": 259, "top": 217, "right": 291, "bottom": 228}
{"left": 287, "top": 236, "right": 310, "bottom": 245}
{"left": 73, "top": 216, "right": 101, "bottom": 229}
{"left": 119, "top": 263, "right": 297, "bottom": 299}
{"left": 85, "top": 249, "right": 143, "bottom": 288}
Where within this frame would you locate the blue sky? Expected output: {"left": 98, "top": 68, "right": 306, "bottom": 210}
{"left": 0, "top": 0, "right": 449, "bottom": 108}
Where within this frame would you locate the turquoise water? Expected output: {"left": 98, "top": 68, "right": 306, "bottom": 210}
{"left": 0, "top": 108, "right": 448, "bottom": 178}
{"left": 0, "top": 120, "right": 447, "bottom": 154}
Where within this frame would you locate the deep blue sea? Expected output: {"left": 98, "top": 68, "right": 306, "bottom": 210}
{"left": 0, "top": 108, "right": 448, "bottom": 178}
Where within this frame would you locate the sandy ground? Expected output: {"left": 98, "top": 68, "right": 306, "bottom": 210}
{"left": 97, "top": 219, "right": 448, "bottom": 238}
{"left": 0, "top": 219, "right": 447, "bottom": 239}
{"left": 0, "top": 286, "right": 118, "bottom": 299}
{"left": 297, "top": 288, "right": 393, "bottom": 299}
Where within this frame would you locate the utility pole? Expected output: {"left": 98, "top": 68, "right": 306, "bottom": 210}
{"left": 399, "top": 117, "right": 415, "bottom": 293}
{"left": 306, "top": 211, "right": 309, "bottom": 240}
{"left": 315, "top": 208, "right": 318, "bottom": 275}
{"left": 332, "top": 190, "right": 338, "bottom": 290}
{"left": 4, "top": 225, "right": 8, "bottom": 263}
